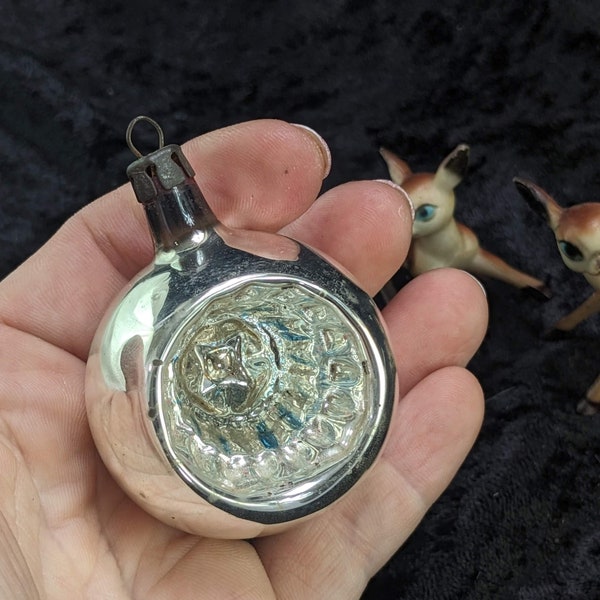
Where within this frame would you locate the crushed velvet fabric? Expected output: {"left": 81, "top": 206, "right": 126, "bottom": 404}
{"left": 1, "top": 1, "right": 599, "bottom": 598}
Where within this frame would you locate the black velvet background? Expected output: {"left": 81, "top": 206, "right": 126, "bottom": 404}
{"left": 1, "top": 1, "right": 600, "bottom": 598}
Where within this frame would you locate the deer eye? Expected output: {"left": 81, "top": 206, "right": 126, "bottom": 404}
{"left": 558, "top": 240, "right": 584, "bottom": 262}
{"left": 415, "top": 204, "right": 437, "bottom": 222}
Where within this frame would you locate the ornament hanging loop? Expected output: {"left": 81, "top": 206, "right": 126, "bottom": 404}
{"left": 126, "top": 115, "right": 165, "bottom": 158}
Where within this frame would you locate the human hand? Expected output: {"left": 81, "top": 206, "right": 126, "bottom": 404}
{"left": 0, "top": 120, "right": 487, "bottom": 599}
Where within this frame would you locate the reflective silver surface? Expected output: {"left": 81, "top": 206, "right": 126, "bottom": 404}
{"left": 87, "top": 229, "right": 395, "bottom": 527}
{"left": 85, "top": 122, "right": 397, "bottom": 536}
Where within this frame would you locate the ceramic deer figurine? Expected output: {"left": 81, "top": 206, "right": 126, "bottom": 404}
{"left": 380, "top": 145, "right": 550, "bottom": 297}
{"left": 514, "top": 178, "right": 600, "bottom": 415}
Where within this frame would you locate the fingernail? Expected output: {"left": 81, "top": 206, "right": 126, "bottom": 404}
{"left": 374, "top": 179, "right": 415, "bottom": 222}
{"left": 291, "top": 123, "right": 332, "bottom": 179}
{"left": 458, "top": 270, "right": 487, "bottom": 298}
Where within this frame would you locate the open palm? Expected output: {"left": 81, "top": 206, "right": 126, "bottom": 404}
{"left": 0, "top": 120, "right": 487, "bottom": 599}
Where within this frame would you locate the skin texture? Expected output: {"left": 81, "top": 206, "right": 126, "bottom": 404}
{"left": 0, "top": 119, "right": 488, "bottom": 599}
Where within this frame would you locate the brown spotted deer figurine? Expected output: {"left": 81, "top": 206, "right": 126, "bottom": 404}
{"left": 514, "top": 178, "right": 600, "bottom": 415}
{"left": 380, "top": 145, "right": 549, "bottom": 296}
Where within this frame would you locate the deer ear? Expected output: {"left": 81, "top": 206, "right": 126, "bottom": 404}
{"left": 513, "top": 177, "right": 563, "bottom": 229}
{"left": 379, "top": 147, "right": 412, "bottom": 185}
{"left": 433, "top": 144, "right": 469, "bottom": 191}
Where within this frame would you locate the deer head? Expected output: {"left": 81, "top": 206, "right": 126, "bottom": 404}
{"left": 514, "top": 178, "right": 600, "bottom": 285}
{"left": 380, "top": 145, "right": 469, "bottom": 238}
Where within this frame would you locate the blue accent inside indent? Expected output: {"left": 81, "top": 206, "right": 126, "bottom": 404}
{"left": 219, "top": 436, "right": 232, "bottom": 454}
{"left": 257, "top": 422, "right": 279, "bottom": 449}
{"left": 277, "top": 404, "right": 302, "bottom": 429}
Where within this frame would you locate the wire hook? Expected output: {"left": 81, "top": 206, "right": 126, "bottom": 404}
{"left": 126, "top": 115, "right": 165, "bottom": 158}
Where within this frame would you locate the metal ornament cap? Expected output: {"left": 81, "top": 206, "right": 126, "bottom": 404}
{"left": 85, "top": 118, "right": 397, "bottom": 538}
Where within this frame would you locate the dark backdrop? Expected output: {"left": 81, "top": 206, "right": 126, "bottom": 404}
{"left": 1, "top": 2, "right": 600, "bottom": 598}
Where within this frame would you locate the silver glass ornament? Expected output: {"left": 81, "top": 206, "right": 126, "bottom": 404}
{"left": 86, "top": 117, "right": 397, "bottom": 536}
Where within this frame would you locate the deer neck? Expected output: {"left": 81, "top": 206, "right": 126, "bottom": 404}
{"left": 414, "top": 219, "right": 463, "bottom": 255}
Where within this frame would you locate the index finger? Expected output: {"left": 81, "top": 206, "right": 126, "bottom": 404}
{"left": 0, "top": 119, "right": 329, "bottom": 359}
